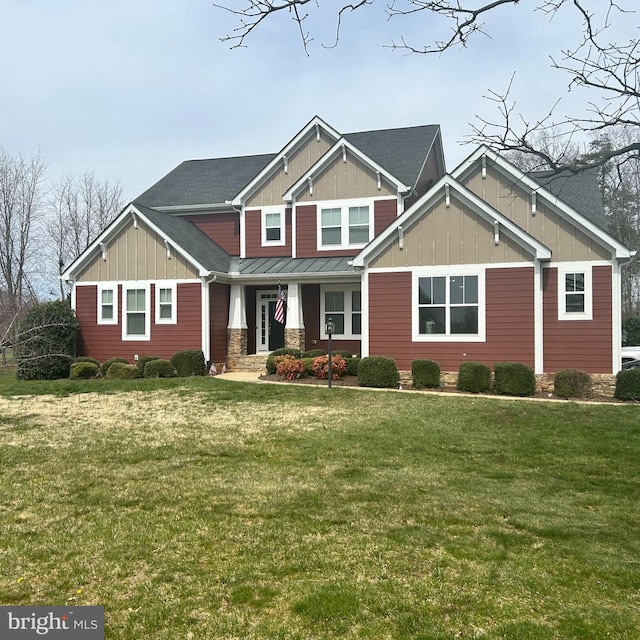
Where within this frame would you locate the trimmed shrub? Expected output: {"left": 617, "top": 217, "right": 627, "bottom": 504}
{"left": 614, "top": 368, "right": 640, "bottom": 401}
{"left": 301, "top": 349, "right": 325, "bottom": 359}
{"left": 300, "top": 357, "right": 316, "bottom": 377}
{"left": 266, "top": 348, "right": 302, "bottom": 374}
{"left": 136, "top": 355, "right": 162, "bottom": 374}
{"left": 106, "top": 362, "right": 141, "bottom": 379}
{"left": 494, "top": 362, "right": 536, "bottom": 396}
{"left": 344, "top": 356, "right": 361, "bottom": 377}
{"left": 70, "top": 362, "right": 100, "bottom": 379}
{"left": 274, "top": 355, "right": 305, "bottom": 381}
{"left": 101, "top": 357, "right": 128, "bottom": 377}
{"left": 358, "top": 356, "right": 399, "bottom": 388}
{"left": 15, "top": 300, "right": 80, "bottom": 380}
{"left": 312, "top": 354, "right": 347, "bottom": 380}
{"left": 412, "top": 359, "right": 441, "bottom": 389}
{"left": 457, "top": 361, "right": 491, "bottom": 393}
{"left": 171, "top": 350, "right": 207, "bottom": 377}
{"left": 333, "top": 350, "right": 353, "bottom": 359}
{"left": 74, "top": 356, "right": 100, "bottom": 367}
{"left": 554, "top": 368, "right": 592, "bottom": 399}
{"left": 144, "top": 359, "right": 177, "bottom": 378}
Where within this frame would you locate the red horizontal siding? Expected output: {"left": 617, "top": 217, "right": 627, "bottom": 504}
{"left": 543, "top": 266, "right": 613, "bottom": 373}
{"left": 368, "top": 268, "right": 535, "bottom": 370}
{"left": 183, "top": 213, "right": 240, "bottom": 255}
{"left": 76, "top": 283, "right": 203, "bottom": 363}
{"left": 210, "top": 281, "right": 230, "bottom": 364}
{"left": 245, "top": 208, "right": 292, "bottom": 257}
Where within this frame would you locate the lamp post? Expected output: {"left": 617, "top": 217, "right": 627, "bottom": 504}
{"left": 326, "top": 318, "right": 335, "bottom": 389}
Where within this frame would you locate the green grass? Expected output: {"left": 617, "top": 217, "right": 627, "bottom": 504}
{"left": 0, "top": 372, "right": 639, "bottom": 638}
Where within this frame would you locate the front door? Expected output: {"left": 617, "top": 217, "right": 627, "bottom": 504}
{"left": 257, "top": 291, "right": 285, "bottom": 352}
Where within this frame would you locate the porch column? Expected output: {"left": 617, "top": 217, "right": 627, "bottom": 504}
{"left": 227, "top": 284, "right": 247, "bottom": 368}
{"left": 284, "top": 282, "right": 305, "bottom": 351}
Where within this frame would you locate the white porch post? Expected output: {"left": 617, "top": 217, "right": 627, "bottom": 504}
{"left": 284, "top": 282, "right": 305, "bottom": 350}
{"left": 227, "top": 284, "right": 247, "bottom": 368}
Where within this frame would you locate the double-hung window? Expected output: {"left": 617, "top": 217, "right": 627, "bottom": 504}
{"left": 261, "top": 207, "right": 285, "bottom": 246}
{"left": 413, "top": 269, "right": 485, "bottom": 341}
{"left": 321, "top": 285, "right": 362, "bottom": 340}
{"left": 123, "top": 284, "right": 150, "bottom": 340}
{"left": 97, "top": 284, "right": 117, "bottom": 325}
{"left": 155, "top": 282, "right": 177, "bottom": 324}
{"left": 318, "top": 200, "right": 373, "bottom": 250}
{"left": 557, "top": 265, "right": 592, "bottom": 320}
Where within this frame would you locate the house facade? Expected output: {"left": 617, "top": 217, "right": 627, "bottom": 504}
{"left": 62, "top": 117, "right": 633, "bottom": 374}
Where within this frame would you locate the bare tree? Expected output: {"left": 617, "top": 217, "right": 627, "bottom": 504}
{"left": 213, "top": 0, "right": 639, "bottom": 174}
{"left": 48, "top": 172, "right": 124, "bottom": 298}
{"left": 0, "top": 148, "right": 46, "bottom": 334}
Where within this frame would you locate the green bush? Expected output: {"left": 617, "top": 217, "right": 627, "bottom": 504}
{"left": 614, "top": 368, "right": 640, "bottom": 400}
{"left": 101, "top": 357, "right": 128, "bottom": 377}
{"left": 457, "top": 361, "right": 491, "bottom": 393}
{"left": 358, "top": 356, "right": 399, "bottom": 388}
{"left": 106, "top": 362, "right": 141, "bottom": 379}
{"left": 74, "top": 356, "right": 101, "bottom": 367}
{"left": 412, "top": 359, "right": 441, "bottom": 389}
{"left": 144, "top": 359, "right": 177, "bottom": 378}
{"left": 333, "top": 350, "right": 353, "bottom": 358}
{"left": 345, "top": 356, "right": 361, "bottom": 377}
{"left": 69, "top": 362, "right": 100, "bottom": 379}
{"left": 266, "top": 348, "right": 302, "bottom": 374}
{"left": 554, "top": 368, "right": 592, "bottom": 399}
{"left": 136, "top": 355, "right": 162, "bottom": 374}
{"left": 494, "top": 362, "right": 536, "bottom": 396}
{"left": 15, "top": 300, "right": 80, "bottom": 380}
{"left": 301, "top": 349, "right": 325, "bottom": 359}
{"left": 299, "top": 357, "right": 315, "bottom": 376}
{"left": 171, "top": 350, "right": 207, "bottom": 377}
{"left": 623, "top": 316, "right": 640, "bottom": 347}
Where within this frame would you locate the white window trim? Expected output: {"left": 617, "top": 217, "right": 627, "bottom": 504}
{"left": 122, "top": 282, "right": 151, "bottom": 341}
{"left": 155, "top": 281, "right": 177, "bottom": 325}
{"left": 412, "top": 266, "right": 486, "bottom": 342}
{"left": 261, "top": 206, "right": 286, "bottom": 247}
{"left": 557, "top": 263, "right": 593, "bottom": 321}
{"left": 320, "top": 284, "right": 362, "bottom": 340}
{"left": 316, "top": 198, "right": 376, "bottom": 251}
{"left": 97, "top": 283, "right": 118, "bottom": 325}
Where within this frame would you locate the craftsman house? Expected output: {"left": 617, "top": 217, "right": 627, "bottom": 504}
{"left": 62, "top": 116, "right": 633, "bottom": 374}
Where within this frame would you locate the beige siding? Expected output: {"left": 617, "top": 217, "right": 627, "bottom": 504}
{"left": 76, "top": 220, "right": 199, "bottom": 282}
{"left": 297, "top": 152, "right": 396, "bottom": 203}
{"left": 462, "top": 166, "right": 612, "bottom": 261}
{"left": 371, "top": 195, "right": 531, "bottom": 269}
{"left": 247, "top": 129, "right": 334, "bottom": 207}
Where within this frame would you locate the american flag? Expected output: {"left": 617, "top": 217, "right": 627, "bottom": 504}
{"left": 274, "top": 284, "right": 285, "bottom": 324}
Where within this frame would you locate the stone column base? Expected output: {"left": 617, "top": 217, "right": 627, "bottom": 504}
{"left": 227, "top": 328, "right": 248, "bottom": 369}
{"left": 285, "top": 328, "right": 305, "bottom": 352}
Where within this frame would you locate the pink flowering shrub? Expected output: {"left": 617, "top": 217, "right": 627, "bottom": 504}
{"left": 275, "top": 354, "right": 306, "bottom": 381}
{"left": 312, "top": 354, "right": 347, "bottom": 380}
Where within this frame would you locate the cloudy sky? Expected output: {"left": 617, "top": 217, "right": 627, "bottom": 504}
{"left": 1, "top": 1, "right": 633, "bottom": 202}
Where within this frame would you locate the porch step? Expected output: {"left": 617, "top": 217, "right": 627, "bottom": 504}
{"left": 231, "top": 354, "right": 270, "bottom": 373}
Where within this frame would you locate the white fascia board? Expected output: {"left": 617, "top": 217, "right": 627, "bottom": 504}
{"left": 452, "top": 146, "right": 633, "bottom": 260}
{"left": 352, "top": 175, "right": 551, "bottom": 268}
{"left": 228, "top": 271, "right": 358, "bottom": 285}
{"left": 61, "top": 203, "right": 214, "bottom": 280}
{"left": 231, "top": 116, "right": 341, "bottom": 207}
{"left": 282, "top": 138, "right": 410, "bottom": 203}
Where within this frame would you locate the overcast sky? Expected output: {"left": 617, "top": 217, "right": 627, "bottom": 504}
{"left": 1, "top": 1, "right": 634, "bottom": 202}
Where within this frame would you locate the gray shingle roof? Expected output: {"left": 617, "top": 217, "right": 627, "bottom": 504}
{"left": 134, "top": 204, "right": 231, "bottom": 273}
{"left": 344, "top": 125, "right": 441, "bottom": 190}
{"left": 136, "top": 154, "right": 276, "bottom": 208}
{"left": 530, "top": 169, "right": 608, "bottom": 230}
{"left": 232, "top": 256, "right": 354, "bottom": 276}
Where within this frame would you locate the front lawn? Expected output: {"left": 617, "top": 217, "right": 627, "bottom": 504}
{"left": 0, "top": 375, "right": 638, "bottom": 638}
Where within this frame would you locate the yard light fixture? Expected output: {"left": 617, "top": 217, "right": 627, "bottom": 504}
{"left": 326, "top": 318, "right": 335, "bottom": 389}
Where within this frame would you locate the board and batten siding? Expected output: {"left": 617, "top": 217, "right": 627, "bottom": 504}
{"left": 75, "top": 282, "right": 203, "bottom": 363}
{"left": 542, "top": 265, "right": 613, "bottom": 373}
{"left": 461, "top": 166, "right": 612, "bottom": 262}
{"left": 183, "top": 213, "right": 240, "bottom": 256}
{"left": 77, "top": 221, "right": 198, "bottom": 282}
{"left": 367, "top": 268, "right": 535, "bottom": 371}
{"left": 246, "top": 129, "right": 334, "bottom": 208}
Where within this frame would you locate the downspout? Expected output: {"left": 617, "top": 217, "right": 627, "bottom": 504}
{"left": 226, "top": 200, "right": 245, "bottom": 258}
{"left": 201, "top": 273, "right": 218, "bottom": 366}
